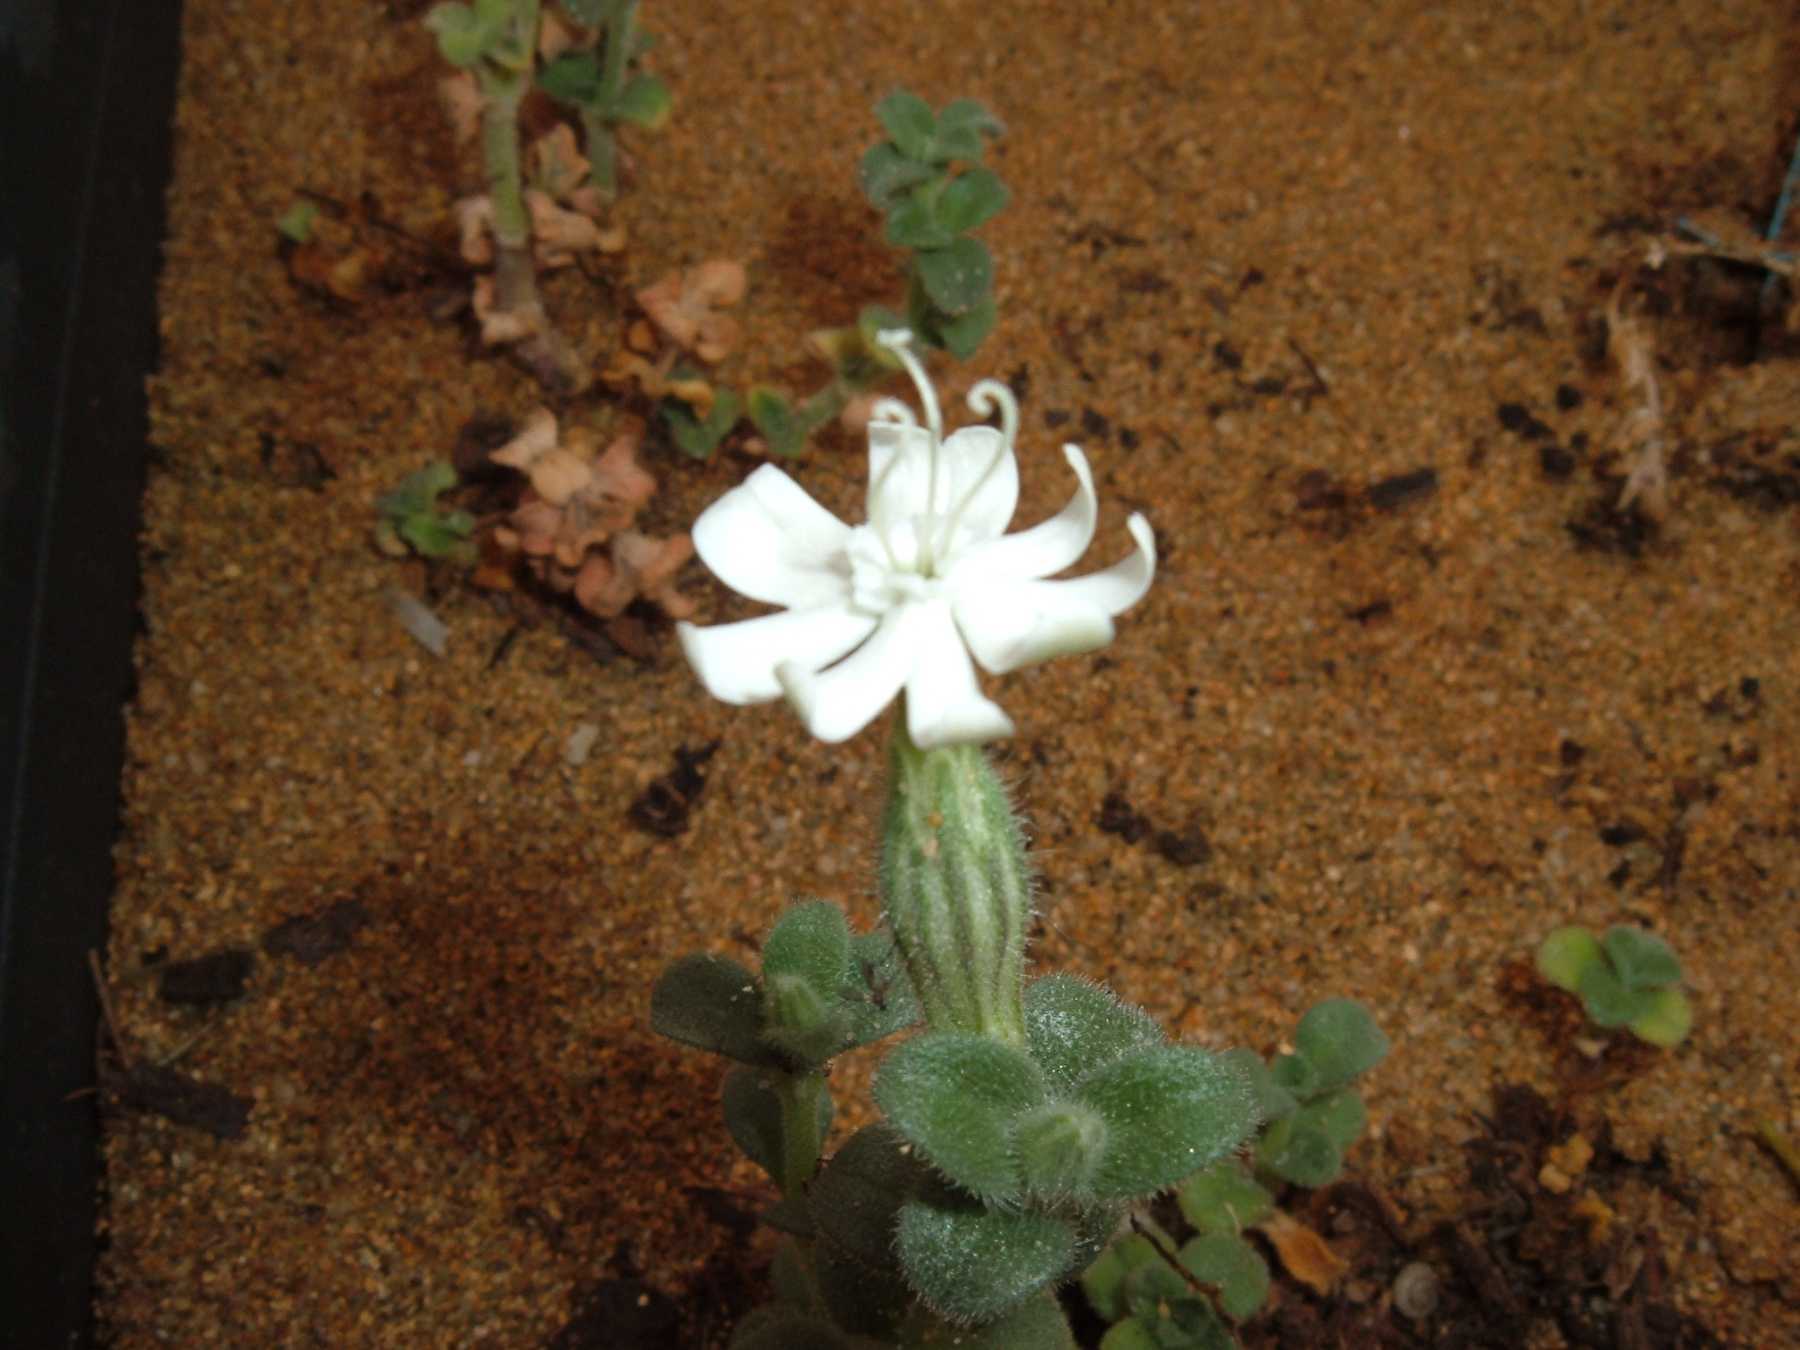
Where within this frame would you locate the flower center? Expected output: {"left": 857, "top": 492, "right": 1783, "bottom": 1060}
{"left": 857, "top": 330, "right": 1019, "bottom": 607}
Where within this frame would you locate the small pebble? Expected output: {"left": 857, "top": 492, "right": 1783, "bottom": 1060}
{"left": 563, "top": 722, "right": 601, "bottom": 767}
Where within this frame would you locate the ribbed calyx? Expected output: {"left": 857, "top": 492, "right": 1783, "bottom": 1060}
{"left": 879, "top": 721, "right": 1030, "bottom": 1044}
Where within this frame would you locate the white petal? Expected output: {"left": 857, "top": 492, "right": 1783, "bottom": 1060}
{"left": 776, "top": 608, "right": 915, "bottom": 743}
{"left": 678, "top": 605, "right": 875, "bottom": 704}
{"left": 952, "top": 514, "right": 1157, "bottom": 674}
{"left": 934, "top": 426, "right": 1018, "bottom": 537}
{"left": 903, "top": 600, "right": 1015, "bottom": 748}
{"left": 867, "top": 424, "right": 1018, "bottom": 539}
{"left": 692, "top": 464, "right": 852, "bottom": 608}
{"left": 949, "top": 444, "right": 1097, "bottom": 582}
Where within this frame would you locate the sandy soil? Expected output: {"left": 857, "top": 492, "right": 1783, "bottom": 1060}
{"left": 98, "top": 0, "right": 1798, "bottom": 1345}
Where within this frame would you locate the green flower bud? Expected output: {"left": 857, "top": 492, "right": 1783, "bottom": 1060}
{"left": 879, "top": 722, "right": 1030, "bottom": 1044}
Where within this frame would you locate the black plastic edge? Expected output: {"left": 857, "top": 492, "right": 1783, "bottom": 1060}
{"left": 1, "top": 0, "right": 183, "bottom": 1339}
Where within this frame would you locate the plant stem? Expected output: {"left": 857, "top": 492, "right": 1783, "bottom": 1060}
{"left": 776, "top": 1070, "right": 829, "bottom": 1197}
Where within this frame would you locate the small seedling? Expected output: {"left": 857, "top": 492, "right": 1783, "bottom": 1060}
{"left": 747, "top": 88, "right": 1009, "bottom": 457}
{"left": 1536, "top": 924, "right": 1692, "bottom": 1048}
{"left": 1081, "top": 999, "right": 1389, "bottom": 1347}
{"left": 536, "top": 0, "right": 670, "bottom": 200}
{"left": 374, "top": 460, "right": 476, "bottom": 561}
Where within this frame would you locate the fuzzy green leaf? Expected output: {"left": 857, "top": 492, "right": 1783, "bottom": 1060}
{"left": 1292, "top": 999, "right": 1389, "bottom": 1092}
{"left": 1179, "top": 1232, "right": 1270, "bottom": 1320}
{"left": 1630, "top": 986, "right": 1693, "bottom": 1048}
{"left": 814, "top": 1236, "right": 911, "bottom": 1338}
{"left": 1177, "top": 1158, "right": 1275, "bottom": 1234}
{"left": 933, "top": 1289, "right": 1080, "bottom": 1348}
{"left": 614, "top": 73, "right": 672, "bottom": 129}
{"left": 842, "top": 928, "right": 922, "bottom": 1048}
{"left": 914, "top": 237, "right": 993, "bottom": 316}
{"left": 1024, "top": 974, "right": 1166, "bottom": 1094}
{"left": 397, "top": 511, "right": 475, "bottom": 561}
{"left": 649, "top": 954, "right": 775, "bottom": 1065}
{"left": 1078, "top": 1046, "right": 1261, "bottom": 1198}
{"left": 1098, "top": 1320, "right": 1163, "bottom": 1350}
{"left": 1218, "top": 1047, "right": 1299, "bottom": 1123}
{"left": 937, "top": 167, "right": 1009, "bottom": 234}
{"left": 1602, "top": 925, "right": 1683, "bottom": 991}
{"left": 895, "top": 1199, "right": 1076, "bottom": 1324}
{"left": 1016, "top": 1101, "right": 1109, "bottom": 1201}
{"left": 873, "top": 1031, "right": 1044, "bottom": 1203}
{"left": 1080, "top": 1232, "right": 1162, "bottom": 1323}
{"left": 763, "top": 901, "right": 852, "bottom": 1000}
{"left": 1536, "top": 924, "right": 1603, "bottom": 993}
{"left": 1122, "top": 1263, "right": 1233, "bottom": 1347}
{"left": 1268, "top": 1048, "right": 1323, "bottom": 1101}
{"left": 875, "top": 88, "right": 937, "bottom": 161}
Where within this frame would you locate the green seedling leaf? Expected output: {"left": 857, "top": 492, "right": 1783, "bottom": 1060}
{"left": 873, "top": 1030, "right": 1044, "bottom": 1203}
{"left": 1577, "top": 959, "right": 1658, "bottom": 1029}
{"left": 936, "top": 166, "right": 1009, "bottom": 234}
{"left": 276, "top": 200, "right": 319, "bottom": 244}
{"left": 663, "top": 389, "right": 741, "bottom": 460}
{"left": 1178, "top": 1158, "right": 1275, "bottom": 1234}
{"left": 884, "top": 187, "right": 956, "bottom": 252}
{"left": 1121, "top": 1263, "right": 1233, "bottom": 1348}
{"left": 1630, "top": 986, "right": 1693, "bottom": 1048}
{"left": 1079, "top": 1045, "right": 1261, "bottom": 1198}
{"left": 1601, "top": 925, "right": 1683, "bottom": 991}
{"left": 1536, "top": 924, "right": 1603, "bottom": 993}
{"left": 875, "top": 88, "right": 938, "bottom": 161}
{"left": 748, "top": 387, "right": 807, "bottom": 458}
{"left": 1255, "top": 1114, "right": 1343, "bottom": 1187}
{"left": 932, "top": 294, "right": 997, "bottom": 359}
{"left": 1298, "top": 1088, "right": 1368, "bottom": 1152}
{"left": 377, "top": 460, "right": 459, "bottom": 518}
{"left": 1080, "top": 1232, "right": 1162, "bottom": 1323}
{"left": 859, "top": 143, "right": 939, "bottom": 213}
{"left": 721, "top": 1064, "right": 832, "bottom": 1183}
{"left": 1292, "top": 998, "right": 1389, "bottom": 1092}
{"left": 895, "top": 1198, "right": 1076, "bottom": 1324}
{"left": 398, "top": 510, "right": 476, "bottom": 561}
{"left": 1268, "top": 1048, "right": 1323, "bottom": 1101}
{"left": 1024, "top": 973, "right": 1165, "bottom": 1094}
{"left": 537, "top": 51, "right": 603, "bottom": 105}
{"left": 761, "top": 975, "right": 847, "bottom": 1066}
{"left": 842, "top": 928, "right": 921, "bottom": 1048}
{"left": 424, "top": 2, "right": 498, "bottom": 67}
{"left": 914, "top": 236, "right": 994, "bottom": 316}
{"left": 930, "top": 98, "right": 1004, "bottom": 161}
{"left": 1217, "top": 1047, "right": 1299, "bottom": 1123}
{"left": 649, "top": 953, "right": 776, "bottom": 1065}
{"left": 1179, "top": 1232, "right": 1270, "bottom": 1320}
{"left": 1016, "top": 1100, "right": 1109, "bottom": 1201}
{"left": 614, "top": 73, "right": 672, "bottom": 128}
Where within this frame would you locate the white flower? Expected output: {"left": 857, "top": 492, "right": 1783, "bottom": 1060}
{"left": 677, "top": 331, "right": 1156, "bottom": 747}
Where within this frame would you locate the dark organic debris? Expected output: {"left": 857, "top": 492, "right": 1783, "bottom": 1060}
{"left": 628, "top": 741, "right": 719, "bottom": 837}
{"left": 545, "top": 1277, "right": 681, "bottom": 1350}
{"left": 263, "top": 898, "right": 371, "bottom": 967}
{"left": 108, "top": 1062, "right": 252, "bottom": 1141}
{"left": 1366, "top": 467, "right": 1439, "bottom": 511}
{"left": 1096, "top": 789, "right": 1151, "bottom": 844}
{"left": 156, "top": 947, "right": 255, "bottom": 1006}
